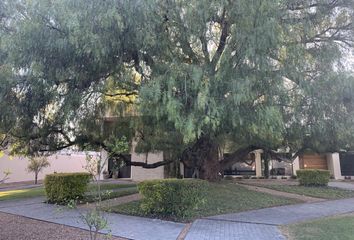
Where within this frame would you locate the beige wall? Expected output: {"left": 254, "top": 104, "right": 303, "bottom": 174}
{"left": 131, "top": 151, "right": 165, "bottom": 182}
{"left": 326, "top": 153, "right": 343, "bottom": 180}
{"left": 0, "top": 152, "right": 98, "bottom": 183}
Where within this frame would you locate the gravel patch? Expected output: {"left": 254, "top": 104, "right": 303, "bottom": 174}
{"left": 0, "top": 212, "right": 126, "bottom": 240}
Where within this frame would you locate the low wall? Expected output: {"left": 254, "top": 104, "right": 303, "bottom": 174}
{"left": 0, "top": 151, "right": 99, "bottom": 183}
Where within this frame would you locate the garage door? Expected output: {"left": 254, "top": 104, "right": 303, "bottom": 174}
{"left": 340, "top": 153, "right": 354, "bottom": 176}
{"left": 299, "top": 154, "right": 328, "bottom": 170}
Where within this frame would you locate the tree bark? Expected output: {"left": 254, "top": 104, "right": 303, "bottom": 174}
{"left": 182, "top": 136, "right": 221, "bottom": 181}
{"left": 35, "top": 172, "right": 38, "bottom": 184}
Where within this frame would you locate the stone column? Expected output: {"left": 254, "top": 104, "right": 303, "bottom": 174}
{"left": 100, "top": 149, "right": 109, "bottom": 180}
{"left": 292, "top": 157, "right": 300, "bottom": 175}
{"left": 180, "top": 162, "right": 185, "bottom": 177}
{"left": 255, "top": 151, "right": 262, "bottom": 177}
{"left": 327, "top": 153, "right": 343, "bottom": 180}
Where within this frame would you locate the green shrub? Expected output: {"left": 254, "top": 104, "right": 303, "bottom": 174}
{"left": 296, "top": 169, "right": 330, "bottom": 186}
{"left": 224, "top": 175, "right": 234, "bottom": 180}
{"left": 44, "top": 172, "right": 91, "bottom": 203}
{"left": 138, "top": 179, "right": 207, "bottom": 219}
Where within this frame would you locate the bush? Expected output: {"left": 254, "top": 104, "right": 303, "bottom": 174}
{"left": 224, "top": 175, "right": 234, "bottom": 180}
{"left": 44, "top": 172, "right": 91, "bottom": 203}
{"left": 296, "top": 169, "right": 330, "bottom": 186}
{"left": 138, "top": 179, "right": 207, "bottom": 219}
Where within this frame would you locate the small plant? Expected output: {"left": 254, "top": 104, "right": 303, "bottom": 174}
{"left": 27, "top": 156, "right": 50, "bottom": 184}
{"left": 102, "top": 170, "right": 110, "bottom": 179}
{"left": 83, "top": 208, "right": 109, "bottom": 240}
{"left": 224, "top": 175, "right": 233, "bottom": 180}
{"left": 66, "top": 200, "right": 109, "bottom": 240}
{"left": 0, "top": 169, "right": 11, "bottom": 183}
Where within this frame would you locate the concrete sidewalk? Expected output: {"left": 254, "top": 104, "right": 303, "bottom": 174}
{"left": 4, "top": 196, "right": 354, "bottom": 240}
{"left": 185, "top": 197, "right": 354, "bottom": 240}
{"left": 0, "top": 198, "right": 185, "bottom": 240}
{"left": 329, "top": 181, "right": 354, "bottom": 191}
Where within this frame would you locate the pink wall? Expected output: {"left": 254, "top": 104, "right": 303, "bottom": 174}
{"left": 0, "top": 152, "right": 99, "bottom": 183}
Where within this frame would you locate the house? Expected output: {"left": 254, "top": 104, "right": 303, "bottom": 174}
{"left": 224, "top": 151, "right": 348, "bottom": 180}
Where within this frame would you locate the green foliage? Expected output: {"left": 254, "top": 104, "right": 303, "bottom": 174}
{"left": 27, "top": 156, "right": 50, "bottom": 184}
{"left": 110, "top": 182, "right": 298, "bottom": 222}
{"left": 27, "top": 156, "right": 50, "bottom": 172}
{"left": 81, "top": 208, "right": 109, "bottom": 240}
{"left": 44, "top": 172, "right": 91, "bottom": 203}
{"left": 297, "top": 169, "right": 330, "bottom": 186}
{"left": 0, "top": 0, "right": 353, "bottom": 176}
{"left": 138, "top": 179, "right": 208, "bottom": 219}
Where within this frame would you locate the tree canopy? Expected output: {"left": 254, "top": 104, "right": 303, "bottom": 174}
{"left": 0, "top": 0, "right": 354, "bottom": 179}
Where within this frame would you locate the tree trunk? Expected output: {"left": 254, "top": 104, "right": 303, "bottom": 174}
{"left": 182, "top": 136, "right": 221, "bottom": 181}
{"left": 199, "top": 145, "right": 221, "bottom": 181}
{"left": 263, "top": 154, "right": 269, "bottom": 179}
{"left": 35, "top": 172, "right": 38, "bottom": 184}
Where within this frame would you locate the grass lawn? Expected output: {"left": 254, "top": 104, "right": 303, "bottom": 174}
{"left": 251, "top": 184, "right": 354, "bottom": 199}
{"left": 84, "top": 187, "right": 138, "bottom": 203}
{"left": 282, "top": 214, "right": 354, "bottom": 240}
{"left": 0, "top": 187, "right": 45, "bottom": 201}
{"left": 108, "top": 181, "right": 300, "bottom": 222}
{"left": 87, "top": 183, "right": 136, "bottom": 192}
{"left": 0, "top": 182, "right": 137, "bottom": 202}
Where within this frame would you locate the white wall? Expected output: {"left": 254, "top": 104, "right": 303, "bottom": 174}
{"left": 0, "top": 151, "right": 98, "bottom": 183}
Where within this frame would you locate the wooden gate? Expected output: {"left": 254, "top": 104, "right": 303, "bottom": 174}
{"left": 299, "top": 154, "right": 328, "bottom": 170}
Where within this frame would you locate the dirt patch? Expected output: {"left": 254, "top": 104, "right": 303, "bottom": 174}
{"left": 0, "top": 212, "right": 126, "bottom": 240}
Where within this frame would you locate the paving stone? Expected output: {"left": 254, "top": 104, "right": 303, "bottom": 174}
{"left": 207, "top": 198, "right": 354, "bottom": 225}
{"left": 0, "top": 198, "right": 185, "bottom": 240}
{"left": 185, "top": 219, "right": 285, "bottom": 240}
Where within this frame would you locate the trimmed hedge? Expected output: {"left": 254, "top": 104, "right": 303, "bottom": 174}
{"left": 138, "top": 179, "right": 208, "bottom": 219}
{"left": 296, "top": 169, "right": 330, "bottom": 186}
{"left": 44, "top": 172, "right": 91, "bottom": 203}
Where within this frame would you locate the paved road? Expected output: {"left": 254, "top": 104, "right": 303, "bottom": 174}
{"left": 0, "top": 198, "right": 185, "bottom": 240}
{"left": 185, "top": 197, "right": 354, "bottom": 240}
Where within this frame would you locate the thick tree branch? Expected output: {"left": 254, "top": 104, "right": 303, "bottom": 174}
{"left": 210, "top": 9, "right": 229, "bottom": 72}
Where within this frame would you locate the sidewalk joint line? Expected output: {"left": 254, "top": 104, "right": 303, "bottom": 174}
{"left": 202, "top": 217, "right": 280, "bottom": 226}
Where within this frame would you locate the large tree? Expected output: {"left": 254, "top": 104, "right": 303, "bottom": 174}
{"left": 0, "top": 0, "right": 354, "bottom": 180}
